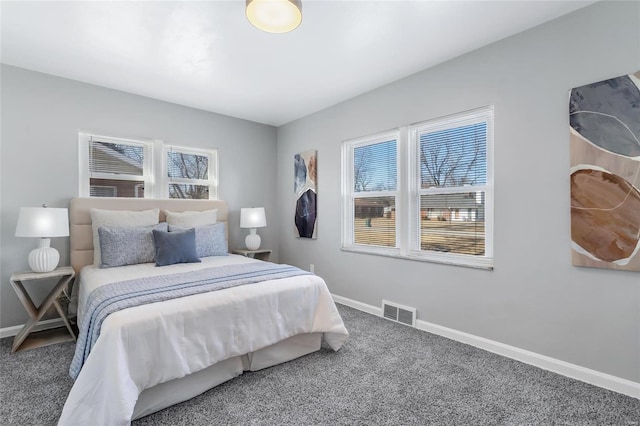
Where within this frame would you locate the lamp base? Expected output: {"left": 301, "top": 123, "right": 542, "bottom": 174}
{"left": 28, "top": 238, "right": 60, "bottom": 273}
{"left": 245, "top": 229, "right": 262, "bottom": 251}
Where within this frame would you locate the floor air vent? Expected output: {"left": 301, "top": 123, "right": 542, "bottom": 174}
{"left": 382, "top": 300, "right": 416, "bottom": 327}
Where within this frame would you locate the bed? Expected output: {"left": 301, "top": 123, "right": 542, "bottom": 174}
{"left": 58, "top": 197, "right": 348, "bottom": 426}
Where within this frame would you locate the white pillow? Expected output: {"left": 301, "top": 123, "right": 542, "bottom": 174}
{"left": 90, "top": 208, "right": 159, "bottom": 265}
{"left": 164, "top": 209, "right": 217, "bottom": 228}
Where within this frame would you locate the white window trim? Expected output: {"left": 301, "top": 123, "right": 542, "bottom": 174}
{"left": 341, "top": 106, "right": 494, "bottom": 270}
{"left": 162, "top": 144, "right": 218, "bottom": 200}
{"left": 79, "top": 132, "right": 219, "bottom": 200}
{"left": 78, "top": 132, "right": 157, "bottom": 198}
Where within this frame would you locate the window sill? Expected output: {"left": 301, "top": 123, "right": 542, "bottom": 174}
{"left": 340, "top": 246, "right": 493, "bottom": 270}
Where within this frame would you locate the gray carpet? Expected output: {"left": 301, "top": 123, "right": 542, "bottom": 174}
{"left": 1, "top": 304, "right": 638, "bottom": 425}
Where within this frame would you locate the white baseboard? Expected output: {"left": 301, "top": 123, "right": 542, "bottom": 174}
{"left": 332, "top": 294, "right": 382, "bottom": 317}
{"left": 332, "top": 293, "right": 640, "bottom": 400}
{"left": 0, "top": 318, "right": 66, "bottom": 339}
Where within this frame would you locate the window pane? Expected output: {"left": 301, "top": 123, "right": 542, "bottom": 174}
{"left": 90, "top": 141, "right": 144, "bottom": 176}
{"left": 354, "top": 197, "right": 396, "bottom": 247}
{"left": 419, "top": 123, "right": 486, "bottom": 189}
{"left": 168, "top": 151, "right": 209, "bottom": 180}
{"left": 169, "top": 184, "right": 209, "bottom": 199}
{"left": 420, "top": 192, "right": 485, "bottom": 255}
{"left": 90, "top": 178, "right": 144, "bottom": 198}
{"left": 354, "top": 140, "right": 397, "bottom": 192}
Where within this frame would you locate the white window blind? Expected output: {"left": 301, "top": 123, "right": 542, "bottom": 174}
{"left": 90, "top": 186, "right": 118, "bottom": 197}
{"left": 164, "top": 145, "right": 218, "bottom": 200}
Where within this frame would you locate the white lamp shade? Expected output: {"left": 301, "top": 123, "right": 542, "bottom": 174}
{"left": 240, "top": 207, "right": 267, "bottom": 229}
{"left": 15, "top": 207, "right": 69, "bottom": 238}
{"left": 246, "top": 0, "right": 302, "bottom": 33}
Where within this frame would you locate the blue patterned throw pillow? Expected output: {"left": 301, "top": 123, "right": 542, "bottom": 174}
{"left": 168, "top": 222, "right": 228, "bottom": 258}
{"left": 98, "top": 223, "right": 168, "bottom": 268}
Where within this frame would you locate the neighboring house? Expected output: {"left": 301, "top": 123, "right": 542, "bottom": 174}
{"left": 354, "top": 199, "right": 386, "bottom": 218}
{"left": 421, "top": 192, "right": 485, "bottom": 222}
{"left": 355, "top": 192, "right": 484, "bottom": 222}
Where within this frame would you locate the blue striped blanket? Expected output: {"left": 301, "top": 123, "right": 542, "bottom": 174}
{"left": 69, "top": 262, "right": 311, "bottom": 379}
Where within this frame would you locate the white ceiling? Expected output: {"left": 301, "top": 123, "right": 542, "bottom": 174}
{"left": 1, "top": 1, "right": 594, "bottom": 126}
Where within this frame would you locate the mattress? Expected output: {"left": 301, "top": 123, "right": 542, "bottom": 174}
{"left": 59, "top": 255, "right": 348, "bottom": 425}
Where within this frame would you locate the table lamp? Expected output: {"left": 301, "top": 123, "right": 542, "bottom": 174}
{"left": 15, "top": 205, "right": 70, "bottom": 272}
{"left": 240, "top": 207, "right": 267, "bottom": 250}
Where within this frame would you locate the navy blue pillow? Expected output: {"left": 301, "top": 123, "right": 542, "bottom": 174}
{"left": 152, "top": 228, "right": 201, "bottom": 267}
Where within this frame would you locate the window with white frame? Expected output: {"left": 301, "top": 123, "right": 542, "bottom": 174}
{"left": 164, "top": 145, "right": 218, "bottom": 200}
{"left": 342, "top": 131, "right": 400, "bottom": 256}
{"left": 79, "top": 132, "right": 219, "bottom": 200}
{"left": 342, "top": 106, "right": 493, "bottom": 269}
{"left": 79, "top": 132, "right": 154, "bottom": 198}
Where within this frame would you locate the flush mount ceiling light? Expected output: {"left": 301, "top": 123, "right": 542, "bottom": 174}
{"left": 246, "top": 0, "right": 302, "bottom": 34}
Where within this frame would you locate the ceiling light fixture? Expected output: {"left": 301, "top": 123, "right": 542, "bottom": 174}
{"left": 246, "top": 0, "right": 302, "bottom": 34}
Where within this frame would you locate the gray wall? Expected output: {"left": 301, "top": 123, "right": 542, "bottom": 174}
{"left": 0, "top": 65, "right": 278, "bottom": 328}
{"left": 276, "top": 1, "right": 640, "bottom": 382}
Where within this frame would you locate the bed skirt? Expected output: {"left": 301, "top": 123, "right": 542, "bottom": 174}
{"left": 132, "top": 332, "right": 322, "bottom": 420}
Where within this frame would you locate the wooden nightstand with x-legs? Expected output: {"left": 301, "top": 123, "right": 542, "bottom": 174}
{"left": 9, "top": 266, "right": 77, "bottom": 353}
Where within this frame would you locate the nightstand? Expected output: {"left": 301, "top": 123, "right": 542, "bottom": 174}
{"left": 9, "top": 266, "right": 77, "bottom": 353}
{"left": 232, "top": 249, "right": 272, "bottom": 261}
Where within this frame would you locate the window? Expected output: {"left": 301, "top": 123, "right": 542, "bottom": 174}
{"left": 409, "top": 108, "right": 493, "bottom": 268}
{"left": 342, "top": 131, "right": 400, "bottom": 256}
{"left": 164, "top": 145, "right": 218, "bottom": 200}
{"left": 342, "top": 106, "right": 493, "bottom": 269}
{"left": 79, "top": 133, "right": 153, "bottom": 198}
{"left": 79, "top": 132, "right": 218, "bottom": 200}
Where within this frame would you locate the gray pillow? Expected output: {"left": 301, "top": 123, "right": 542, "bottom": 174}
{"left": 168, "top": 223, "right": 228, "bottom": 258}
{"left": 98, "top": 223, "right": 168, "bottom": 268}
{"left": 164, "top": 209, "right": 217, "bottom": 227}
{"left": 152, "top": 228, "right": 201, "bottom": 267}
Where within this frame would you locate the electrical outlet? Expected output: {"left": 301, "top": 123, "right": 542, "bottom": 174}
{"left": 310, "top": 264, "right": 315, "bottom": 273}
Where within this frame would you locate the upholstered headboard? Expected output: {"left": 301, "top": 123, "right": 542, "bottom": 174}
{"left": 69, "top": 197, "right": 229, "bottom": 274}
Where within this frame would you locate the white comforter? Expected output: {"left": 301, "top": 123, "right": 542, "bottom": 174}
{"left": 59, "top": 255, "right": 348, "bottom": 426}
